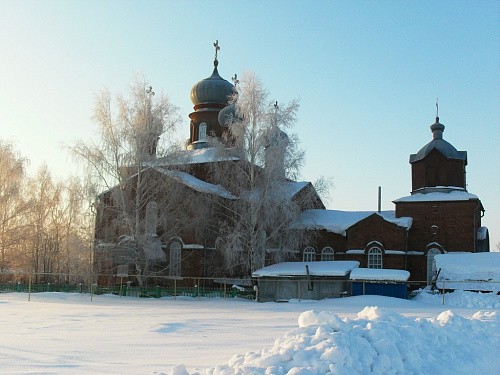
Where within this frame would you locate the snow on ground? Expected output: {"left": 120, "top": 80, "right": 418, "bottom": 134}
{"left": 0, "top": 291, "right": 498, "bottom": 374}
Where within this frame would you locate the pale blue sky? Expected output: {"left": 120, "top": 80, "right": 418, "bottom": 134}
{"left": 1, "top": 1, "right": 498, "bottom": 247}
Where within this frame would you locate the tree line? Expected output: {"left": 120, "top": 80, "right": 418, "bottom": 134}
{"left": 0, "top": 142, "right": 93, "bottom": 283}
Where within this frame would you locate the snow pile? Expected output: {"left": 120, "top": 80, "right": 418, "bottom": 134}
{"left": 413, "top": 289, "right": 500, "bottom": 309}
{"left": 193, "top": 307, "right": 498, "bottom": 375}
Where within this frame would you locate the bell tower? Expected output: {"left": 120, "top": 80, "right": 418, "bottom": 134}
{"left": 409, "top": 116, "right": 467, "bottom": 193}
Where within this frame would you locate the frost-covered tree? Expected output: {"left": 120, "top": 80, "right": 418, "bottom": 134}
{"left": 0, "top": 141, "right": 29, "bottom": 273}
{"left": 12, "top": 166, "right": 93, "bottom": 284}
{"left": 72, "top": 75, "right": 185, "bottom": 285}
{"left": 214, "top": 71, "right": 321, "bottom": 275}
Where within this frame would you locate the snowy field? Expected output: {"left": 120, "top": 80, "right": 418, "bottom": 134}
{"left": 0, "top": 291, "right": 498, "bottom": 375}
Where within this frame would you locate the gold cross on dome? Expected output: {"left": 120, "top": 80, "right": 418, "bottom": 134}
{"left": 213, "top": 40, "right": 220, "bottom": 61}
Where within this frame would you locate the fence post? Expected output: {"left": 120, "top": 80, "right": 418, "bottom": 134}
{"left": 442, "top": 280, "right": 445, "bottom": 305}
{"left": 223, "top": 279, "right": 226, "bottom": 299}
{"left": 28, "top": 274, "right": 32, "bottom": 302}
{"left": 174, "top": 278, "right": 177, "bottom": 300}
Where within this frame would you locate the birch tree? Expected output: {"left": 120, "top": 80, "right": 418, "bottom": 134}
{"left": 215, "top": 71, "right": 319, "bottom": 275}
{"left": 72, "top": 75, "right": 182, "bottom": 285}
{"left": 0, "top": 141, "right": 29, "bottom": 274}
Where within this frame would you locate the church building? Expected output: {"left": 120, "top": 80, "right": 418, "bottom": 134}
{"left": 292, "top": 115, "right": 489, "bottom": 284}
{"left": 93, "top": 43, "right": 489, "bottom": 288}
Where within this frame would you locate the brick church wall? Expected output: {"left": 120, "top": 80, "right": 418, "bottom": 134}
{"left": 396, "top": 200, "right": 481, "bottom": 252}
{"left": 411, "top": 149, "right": 466, "bottom": 191}
{"left": 406, "top": 255, "right": 427, "bottom": 282}
{"left": 346, "top": 214, "right": 407, "bottom": 251}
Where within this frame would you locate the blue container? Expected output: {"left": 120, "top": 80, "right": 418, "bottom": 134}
{"left": 352, "top": 281, "right": 407, "bottom": 299}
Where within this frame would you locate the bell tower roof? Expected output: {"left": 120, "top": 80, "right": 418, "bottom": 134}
{"left": 410, "top": 117, "right": 467, "bottom": 164}
{"left": 408, "top": 114, "right": 468, "bottom": 193}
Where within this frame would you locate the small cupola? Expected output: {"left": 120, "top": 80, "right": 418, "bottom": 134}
{"left": 430, "top": 117, "right": 445, "bottom": 139}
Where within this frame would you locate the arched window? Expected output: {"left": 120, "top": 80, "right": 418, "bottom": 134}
{"left": 426, "top": 248, "right": 441, "bottom": 284}
{"left": 321, "top": 247, "right": 334, "bottom": 261}
{"left": 303, "top": 247, "right": 316, "bottom": 262}
{"left": 169, "top": 240, "right": 182, "bottom": 277}
{"left": 367, "top": 247, "right": 383, "bottom": 269}
{"left": 198, "top": 123, "right": 207, "bottom": 142}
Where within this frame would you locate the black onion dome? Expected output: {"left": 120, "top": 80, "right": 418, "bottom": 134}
{"left": 190, "top": 60, "right": 234, "bottom": 106}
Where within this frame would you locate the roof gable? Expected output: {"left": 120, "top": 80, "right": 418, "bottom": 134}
{"left": 346, "top": 212, "right": 408, "bottom": 233}
{"left": 291, "top": 209, "right": 412, "bottom": 236}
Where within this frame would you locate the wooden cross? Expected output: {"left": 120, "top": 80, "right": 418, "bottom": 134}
{"left": 213, "top": 40, "right": 220, "bottom": 61}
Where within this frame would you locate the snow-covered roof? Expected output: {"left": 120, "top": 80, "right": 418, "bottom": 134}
{"left": 154, "top": 147, "right": 239, "bottom": 166}
{"left": 155, "top": 168, "right": 238, "bottom": 200}
{"left": 350, "top": 268, "right": 410, "bottom": 282}
{"left": 394, "top": 189, "right": 479, "bottom": 203}
{"left": 241, "top": 181, "right": 310, "bottom": 202}
{"left": 435, "top": 253, "right": 500, "bottom": 292}
{"left": 291, "top": 209, "right": 412, "bottom": 236}
{"left": 182, "top": 244, "right": 205, "bottom": 250}
{"left": 410, "top": 138, "right": 467, "bottom": 163}
{"left": 252, "top": 261, "right": 359, "bottom": 278}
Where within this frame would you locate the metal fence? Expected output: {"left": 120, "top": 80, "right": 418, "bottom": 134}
{"left": 0, "top": 272, "right": 498, "bottom": 303}
{"left": 0, "top": 272, "right": 257, "bottom": 300}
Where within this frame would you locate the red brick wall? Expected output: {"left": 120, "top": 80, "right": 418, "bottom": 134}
{"left": 188, "top": 105, "right": 226, "bottom": 143}
{"left": 411, "top": 149, "right": 466, "bottom": 191}
{"left": 396, "top": 200, "right": 481, "bottom": 251}
{"left": 406, "top": 255, "right": 427, "bottom": 282}
{"left": 346, "top": 214, "right": 407, "bottom": 250}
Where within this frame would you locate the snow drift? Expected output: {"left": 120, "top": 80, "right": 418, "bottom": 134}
{"left": 190, "top": 307, "right": 499, "bottom": 375}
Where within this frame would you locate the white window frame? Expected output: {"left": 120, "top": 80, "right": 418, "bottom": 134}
{"left": 367, "top": 247, "right": 383, "bottom": 269}
{"left": 198, "top": 123, "right": 207, "bottom": 142}
{"left": 321, "top": 247, "right": 334, "bottom": 261}
{"left": 303, "top": 247, "right": 316, "bottom": 262}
